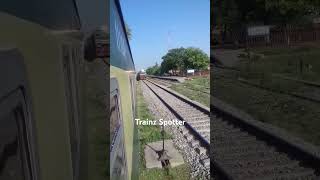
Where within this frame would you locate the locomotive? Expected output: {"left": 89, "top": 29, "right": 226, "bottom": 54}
{"left": 110, "top": 0, "right": 139, "bottom": 179}
{"left": 137, "top": 70, "right": 146, "bottom": 81}
{"left": 0, "top": 0, "right": 111, "bottom": 180}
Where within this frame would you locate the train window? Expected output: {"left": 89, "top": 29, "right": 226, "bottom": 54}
{"left": 110, "top": 78, "right": 127, "bottom": 179}
{"left": 110, "top": 94, "right": 121, "bottom": 149}
{"left": 0, "top": 112, "right": 26, "bottom": 180}
{"left": 0, "top": 97, "right": 34, "bottom": 180}
{"left": 0, "top": 51, "right": 39, "bottom": 180}
{"left": 62, "top": 45, "right": 80, "bottom": 179}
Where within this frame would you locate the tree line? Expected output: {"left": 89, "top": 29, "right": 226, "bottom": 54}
{"left": 146, "top": 47, "right": 209, "bottom": 76}
{"left": 212, "top": 0, "right": 320, "bottom": 43}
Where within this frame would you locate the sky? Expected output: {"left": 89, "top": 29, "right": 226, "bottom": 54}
{"left": 120, "top": 0, "right": 210, "bottom": 71}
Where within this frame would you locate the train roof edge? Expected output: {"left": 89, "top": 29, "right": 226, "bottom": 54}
{"left": 1, "top": 0, "right": 81, "bottom": 30}
{"left": 111, "top": 0, "right": 135, "bottom": 71}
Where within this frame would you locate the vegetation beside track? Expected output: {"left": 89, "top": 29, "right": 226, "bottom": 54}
{"left": 213, "top": 69, "right": 320, "bottom": 146}
{"left": 170, "top": 77, "right": 210, "bottom": 107}
{"left": 212, "top": 44, "right": 320, "bottom": 147}
{"left": 237, "top": 43, "right": 320, "bottom": 83}
{"left": 136, "top": 82, "right": 190, "bottom": 180}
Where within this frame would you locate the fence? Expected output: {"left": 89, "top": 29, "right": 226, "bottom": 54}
{"left": 213, "top": 26, "right": 320, "bottom": 48}
{"left": 186, "top": 70, "right": 209, "bottom": 77}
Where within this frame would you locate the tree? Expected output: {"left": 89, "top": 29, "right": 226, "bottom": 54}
{"left": 161, "top": 47, "right": 184, "bottom": 74}
{"left": 125, "top": 23, "right": 132, "bottom": 40}
{"left": 146, "top": 63, "right": 161, "bottom": 75}
{"left": 161, "top": 47, "right": 209, "bottom": 75}
{"left": 184, "top": 48, "right": 209, "bottom": 70}
{"left": 265, "top": 0, "right": 318, "bottom": 45}
{"left": 213, "top": 0, "right": 240, "bottom": 43}
{"left": 213, "top": 0, "right": 320, "bottom": 45}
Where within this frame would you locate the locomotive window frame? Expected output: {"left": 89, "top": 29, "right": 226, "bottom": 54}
{"left": 0, "top": 50, "right": 39, "bottom": 180}
{"left": 110, "top": 78, "right": 123, "bottom": 151}
{"left": 110, "top": 77, "right": 127, "bottom": 179}
{"left": 0, "top": 90, "right": 32, "bottom": 180}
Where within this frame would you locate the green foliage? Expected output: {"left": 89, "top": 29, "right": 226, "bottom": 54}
{"left": 265, "top": 0, "right": 315, "bottom": 25}
{"left": 213, "top": 0, "right": 320, "bottom": 43}
{"left": 146, "top": 63, "right": 161, "bottom": 75}
{"left": 171, "top": 77, "right": 210, "bottom": 107}
{"left": 184, "top": 47, "right": 210, "bottom": 70}
{"left": 125, "top": 22, "right": 132, "bottom": 40}
{"left": 160, "top": 47, "right": 209, "bottom": 74}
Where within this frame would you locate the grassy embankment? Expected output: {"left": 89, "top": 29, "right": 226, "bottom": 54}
{"left": 238, "top": 42, "right": 320, "bottom": 83}
{"left": 136, "top": 82, "right": 190, "bottom": 180}
{"left": 213, "top": 43, "right": 320, "bottom": 146}
{"left": 170, "top": 76, "right": 210, "bottom": 107}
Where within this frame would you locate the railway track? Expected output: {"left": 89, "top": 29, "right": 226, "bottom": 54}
{"left": 147, "top": 77, "right": 177, "bottom": 87}
{"left": 142, "top": 75, "right": 320, "bottom": 180}
{"left": 142, "top": 79, "right": 210, "bottom": 170}
{"left": 213, "top": 66, "right": 320, "bottom": 103}
{"left": 211, "top": 97, "right": 320, "bottom": 180}
{"left": 148, "top": 76, "right": 210, "bottom": 95}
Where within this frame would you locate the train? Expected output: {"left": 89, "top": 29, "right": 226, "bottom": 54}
{"left": 110, "top": 0, "right": 139, "bottom": 179}
{"left": 0, "top": 0, "right": 119, "bottom": 180}
{"left": 137, "top": 70, "right": 146, "bottom": 81}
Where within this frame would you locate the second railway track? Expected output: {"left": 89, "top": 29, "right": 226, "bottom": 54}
{"left": 211, "top": 97, "right": 320, "bottom": 180}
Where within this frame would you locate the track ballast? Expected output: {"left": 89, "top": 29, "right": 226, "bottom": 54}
{"left": 142, "top": 79, "right": 210, "bottom": 171}
{"left": 211, "top": 97, "right": 320, "bottom": 180}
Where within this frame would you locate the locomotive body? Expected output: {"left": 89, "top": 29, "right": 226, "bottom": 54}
{"left": 0, "top": 1, "right": 109, "bottom": 180}
{"left": 110, "top": 0, "right": 139, "bottom": 179}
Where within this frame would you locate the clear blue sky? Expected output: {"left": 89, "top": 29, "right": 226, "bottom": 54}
{"left": 120, "top": 0, "right": 210, "bottom": 71}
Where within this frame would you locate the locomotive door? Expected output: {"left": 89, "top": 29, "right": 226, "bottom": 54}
{"left": 110, "top": 77, "right": 128, "bottom": 180}
{"left": 0, "top": 49, "right": 39, "bottom": 180}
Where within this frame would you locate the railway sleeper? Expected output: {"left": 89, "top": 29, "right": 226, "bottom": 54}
{"left": 212, "top": 143, "right": 272, "bottom": 154}
{"left": 187, "top": 117, "right": 210, "bottom": 123}
{"left": 197, "top": 129, "right": 210, "bottom": 134}
{"left": 189, "top": 122, "right": 210, "bottom": 129}
{"left": 232, "top": 163, "right": 312, "bottom": 180}
{"left": 211, "top": 127, "right": 242, "bottom": 133}
{"left": 211, "top": 132, "right": 251, "bottom": 141}
{"left": 222, "top": 157, "right": 298, "bottom": 170}
{"left": 200, "top": 158, "right": 210, "bottom": 169}
{"left": 213, "top": 150, "right": 282, "bottom": 162}
{"left": 179, "top": 113, "right": 207, "bottom": 118}
{"left": 188, "top": 140, "right": 200, "bottom": 148}
{"left": 257, "top": 169, "right": 317, "bottom": 180}
{"left": 179, "top": 127, "right": 189, "bottom": 135}
{"left": 212, "top": 137, "right": 259, "bottom": 147}
{"left": 195, "top": 146, "right": 208, "bottom": 156}
{"left": 184, "top": 134, "right": 194, "bottom": 142}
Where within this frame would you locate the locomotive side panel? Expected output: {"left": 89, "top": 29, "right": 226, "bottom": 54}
{"left": 0, "top": 12, "right": 78, "bottom": 180}
{"left": 110, "top": 0, "right": 137, "bottom": 179}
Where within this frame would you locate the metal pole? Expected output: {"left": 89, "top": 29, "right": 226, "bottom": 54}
{"left": 162, "top": 122, "right": 165, "bottom": 151}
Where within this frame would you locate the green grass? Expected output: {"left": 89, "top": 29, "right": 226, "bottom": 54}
{"left": 234, "top": 43, "right": 320, "bottom": 103}
{"left": 136, "top": 82, "right": 190, "bottom": 180}
{"left": 238, "top": 43, "right": 320, "bottom": 83}
{"left": 213, "top": 73, "right": 320, "bottom": 146}
{"left": 170, "top": 77, "right": 210, "bottom": 107}
{"left": 216, "top": 43, "right": 320, "bottom": 146}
